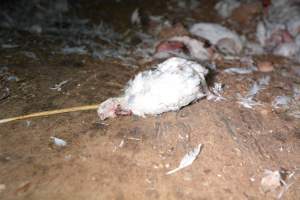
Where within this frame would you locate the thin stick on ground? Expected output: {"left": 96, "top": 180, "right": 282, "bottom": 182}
{"left": 0, "top": 104, "right": 99, "bottom": 124}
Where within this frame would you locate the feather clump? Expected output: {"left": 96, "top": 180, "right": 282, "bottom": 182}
{"left": 98, "top": 57, "right": 209, "bottom": 120}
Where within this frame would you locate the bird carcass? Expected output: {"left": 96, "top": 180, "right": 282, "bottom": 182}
{"left": 256, "top": 0, "right": 300, "bottom": 61}
{"left": 190, "top": 22, "right": 243, "bottom": 55}
{"left": 98, "top": 57, "right": 209, "bottom": 120}
{"left": 154, "top": 35, "right": 215, "bottom": 61}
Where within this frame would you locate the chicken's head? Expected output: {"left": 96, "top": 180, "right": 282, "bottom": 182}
{"left": 97, "top": 98, "right": 121, "bottom": 120}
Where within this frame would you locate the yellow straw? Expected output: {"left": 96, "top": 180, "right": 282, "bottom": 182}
{"left": 0, "top": 104, "right": 99, "bottom": 124}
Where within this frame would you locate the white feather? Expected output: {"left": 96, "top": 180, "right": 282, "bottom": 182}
{"left": 272, "top": 96, "right": 291, "bottom": 108}
{"left": 224, "top": 66, "right": 257, "bottom": 74}
{"left": 61, "top": 46, "right": 87, "bottom": 55}
{"left": 51, "top": 136, "right": 67, "bottom": 147}
{"left": 238, "top": 76, "right": 270, "bottom": 109}
{"left": 131, "top": 8, "right": 141, "bottom": 26}
{"left": 166, "top": 144, "right": 202, "bottom": 175}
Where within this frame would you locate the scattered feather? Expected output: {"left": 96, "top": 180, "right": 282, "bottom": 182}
{"left": 1, "top": 44, "right": 19, "bottom": 49}
{"left": 258, "top": 75, "right": 271, "bottom": 86}
{"left": 248, "top": 76, "right": 269, "bottom": 97}
{"left": 51, "top": 136, "right": 67, "bottom": 147}
{"left": 0, "top": 87, "right": 10, "bottom": 101}
{"left": 166, "top": 144, "right": 202, "bottom": 175}
{"left": 25, "top": 120, "right": 31, "bottom": 127}
{"left": 272, "top": 96, "right": 291, "bottom": 108}
{"left": 131, "top": 8, "right": 141, "bottom": 26}
{"left": 238, "top": 76, "right": 270, "bottom": 108}
{"left": 0, "top": 1, "right": 149, "bottom": 68}
{"left": 23, "top": 51, "right": 38, "bottom": 60}
{"left": 119, "top": 139, "right": 125, "bottom": 148}
{"left": 50, "top": 80, "right": 69, "bottom": 91}
{"left": 238, "top": 96, "right": 262, "bottom": 109}
{"left": 61, "top": 46, "right": 88, "bottom": 55}
{"left": 224, "top": 66, "right": 257, "bottom": 74}
{"left": 247, "top": 76, "right": 270, "bottom": 98}
{"left": 207, "top": 82, "right": 226, "bottom": 101}
{"left": 293, "top": 84, "right": 300, "bottom": 99}
{"left": 7, "top": 75, "right": 19, "bottom": 82}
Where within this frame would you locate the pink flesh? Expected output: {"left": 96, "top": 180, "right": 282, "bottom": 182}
{"left": 268, "top": 30, "right": 294, "bottom": 46}
{"left": 115, "top": 105, "right": 132, "bottom": 116}
{"left": 282, "top": 31, "right": 294, "bottom": 43}
{"left": 155, "top": 41, "right": 187, "bottom": 53}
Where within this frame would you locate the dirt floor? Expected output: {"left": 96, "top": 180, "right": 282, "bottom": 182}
{"left": 0, "top": 0, "right": 300, "bottom": 199}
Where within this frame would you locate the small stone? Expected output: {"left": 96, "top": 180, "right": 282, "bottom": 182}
{"left": 155, "top": 41, "right": 187, "bottom": 53}
{"left": 257, "top": 61, "right": 274, "bottom": 72}
{"left": 0, "top": 184, "right": 6, "bottom": 193}
{"left": 259, "top": 108, "right": 269, "bottom": 115}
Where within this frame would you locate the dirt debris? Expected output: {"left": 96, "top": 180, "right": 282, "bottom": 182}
{"left": 0, "top": 0, "right": 299, "bottom": 200}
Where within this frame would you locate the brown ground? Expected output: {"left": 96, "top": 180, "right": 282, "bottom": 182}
{"left": 0, "top": 1, "right": 299, "bottom": 200}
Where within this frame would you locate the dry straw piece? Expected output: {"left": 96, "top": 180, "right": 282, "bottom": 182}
{"left": 0, "top": 104, "right": 99, "bottom": 124}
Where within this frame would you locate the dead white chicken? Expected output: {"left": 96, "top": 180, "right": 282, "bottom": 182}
{"left": 154, "top": 35, "right": 214, "bottom": 61}
{"left": 256, "top": 0, "right": 300, "bottom": 61}
{"left": 98, "top": 57, "right": 209, "bottom": 120}
{"left": 190, "top": 22, "right": 243, "bottom": 55}
{"left": 266, "top": 0, "right": 300, "bottom": 36}
{"left": 257, "top": 22, "right": 295, "bottom": 50}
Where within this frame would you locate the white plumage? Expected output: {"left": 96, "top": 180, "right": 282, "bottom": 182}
{"left": 256, "top": 0, "right": 300, "bottom": 61}
{"left": 190, "top": 22, "right": 243, "bottom": 54}
{"left": 98, "top": 57, "right": 208, "bottom": 120}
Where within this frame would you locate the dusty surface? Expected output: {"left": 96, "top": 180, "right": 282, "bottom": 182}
{"left": 0, "top": 1, "right": 299, "bottom": 200}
